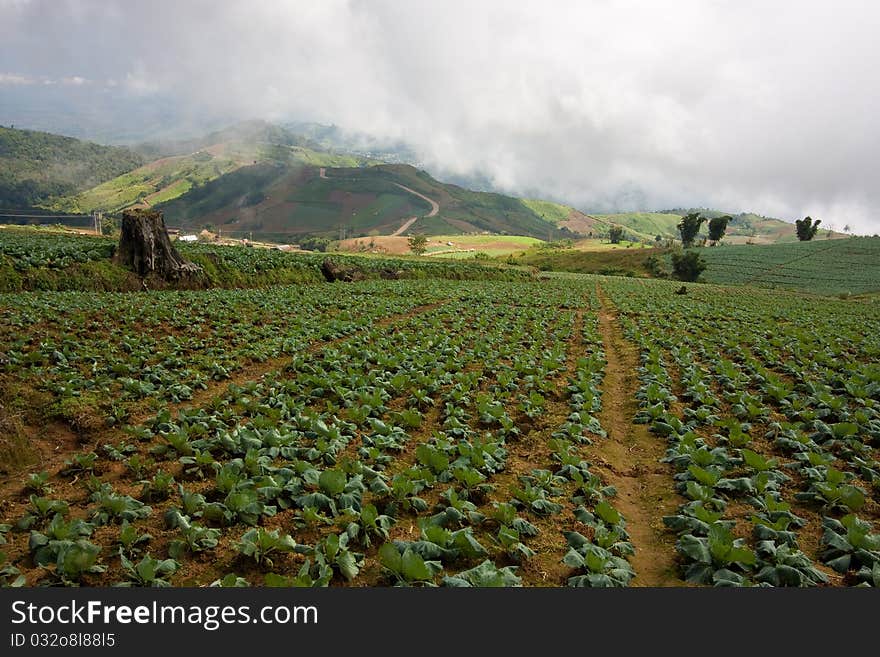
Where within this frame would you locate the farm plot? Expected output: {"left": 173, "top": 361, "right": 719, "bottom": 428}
{"left": 1, "top": 278, "right": 640, "bottom": 588}
{"left": 0, "top": 281, "right": 450, "bottom": 433}
{"left": 601, "top": 277, "right": 880, "bottom": 586}
{"left": 2, "top": 274, "right": 877, "bottom": 588}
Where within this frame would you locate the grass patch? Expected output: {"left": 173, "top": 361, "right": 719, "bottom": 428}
{"left": 511, "top": 246, "right": 668, "bottom": 277}
{"left": 0, "top": 402, "right": 36, "bottom": 473}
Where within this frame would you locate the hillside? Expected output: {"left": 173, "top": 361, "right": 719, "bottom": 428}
{"left": 49, "top": 121, "right": 372, "bottom": 214}
{"left": 597, "top": 209, "right": 847, "bottom": 244}
{"left": 521, "top": 198, "right": 613, "bottom": 236}
{"left": 2, "top": 123, "right": 852, "bottom": 247}
{"left": 0, "top": 126, "right": 143, "bottom": 208}
{"left": 516, "top": 202, "right": 835, "bottom": 245}
{"left": 157, "top": 163, "right": 573, "bottom": 242}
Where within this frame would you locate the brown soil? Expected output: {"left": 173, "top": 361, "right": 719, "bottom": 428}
{"left": 592, "top": 284, "right": 683, "bottom": 586}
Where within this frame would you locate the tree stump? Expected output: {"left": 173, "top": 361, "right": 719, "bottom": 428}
{"left": 321, "top": 258, "right": 364, "bottom": 282}
{"left": 115, "top": 209, "right": 201, "bottom": 280}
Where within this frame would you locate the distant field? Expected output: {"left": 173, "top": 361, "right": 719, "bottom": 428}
{"left": 426, "top": 234, "right": 543, "bottom": 257}
{"left": 571, "top": 238, "right": 652, "bottom": 252}
{"left": 699, "top": 236, "right": 880, "bottom": 296}
{"left": 594, "top": 212, "right": 680, "bottom": 240}
{"left": 511, "top": 244, "right": 664, "bottom": 277}
{"left": 339, "top": 233, "right": 544, "bottom": 257}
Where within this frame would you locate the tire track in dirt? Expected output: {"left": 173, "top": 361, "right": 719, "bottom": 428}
{"left": 592, "top": 283, "right": 683, "bottom": 586}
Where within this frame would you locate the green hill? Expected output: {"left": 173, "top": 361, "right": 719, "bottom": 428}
{"left": 592, "top": 210, "right": 823, "bottom": 244}
{"left": 157, "top": 163, "right": 573, "bottom": 241}
{"left": 2, "top": 122, "right": 852, "bottom": 247}
{"left": 517, "top": 205, "right": 826, "bottom": 245}
{"left": 0, "top": 127, "right": 143, "bottom": 208}
{"left": 521, "top": 198, "right": 613, "bottom": 236}
{"left": 48, "top": 121, "right": 372, "bottom": 215}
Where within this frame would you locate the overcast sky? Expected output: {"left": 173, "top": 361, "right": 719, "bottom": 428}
{"left": 2, "top": 0, "right": 879, "bottom": 231}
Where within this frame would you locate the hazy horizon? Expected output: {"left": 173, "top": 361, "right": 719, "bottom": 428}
{"left": 1, "top": 1, "right": 878, "bottom": 232}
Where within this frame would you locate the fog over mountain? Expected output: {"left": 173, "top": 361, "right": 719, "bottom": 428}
{"left": 1, "top": 1, "right": 878, "bottom": 232}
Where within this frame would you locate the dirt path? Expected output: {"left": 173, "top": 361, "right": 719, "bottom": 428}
{"left": 390, "top": 216, "right": 419, "bottom": 237}
{"left": 392, "top": 183, "right": 439, "bottom": 217}
{"left": 386, "top": 183, "right": 440, "bottom": 236}
{"left": 591, "top": 284, "right": 683, "bottom": 586}
{"left": 426, "top": 248, "right": 475, "bottom": 256}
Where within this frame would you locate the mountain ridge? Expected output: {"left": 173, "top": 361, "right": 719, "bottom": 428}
{"left": 0, "top": 123, "right": 842, "bottom": 244}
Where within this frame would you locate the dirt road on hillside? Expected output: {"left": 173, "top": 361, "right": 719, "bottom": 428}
{"left": 319, "top": 167, "right": 440, "bottom": 236}
{"left": 389, "top": 182, "right": 440, "bottom": 236}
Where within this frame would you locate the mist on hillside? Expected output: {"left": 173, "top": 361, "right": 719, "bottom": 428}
{"left": 2, "top": 1, "right": 879, "bottom": 232}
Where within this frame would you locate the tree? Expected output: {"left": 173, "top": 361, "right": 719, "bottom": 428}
{"left": 608, "top": 226, "right": 625, "bottom": 244}
{"left": 707, "top": 215, "right": 731, "bottom": 244}
{"left": 677, "top": 212, "right": 706, "bottom": 248}
{"left": 408, "top": 234, "right": 428, "bottom": 255}
{"left": 298, "top": 236, "right": 331, "bottom": 252}
{"left": 100, "top": 215, "right": 120, "bottom": 237}
{"left": 795, "top": 216, "right": 821, "bottom": 241}
{"left": 671, "top": 250, "right": 706, "bottom": 282}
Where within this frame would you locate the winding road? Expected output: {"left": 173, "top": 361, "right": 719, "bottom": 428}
{"left": 389, "top": 183, "right": 440, "bottom": 236}
{"left": 318, "top": 166, "right": 439, "bottom": 236}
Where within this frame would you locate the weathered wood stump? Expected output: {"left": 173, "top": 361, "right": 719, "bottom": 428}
{"left": 115, "top": 209, "right": 201, "bottom": 280}
{"left": 321, "top": 258, "right": 364, "bottom": 282}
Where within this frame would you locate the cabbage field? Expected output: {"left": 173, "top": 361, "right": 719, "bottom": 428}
{"left": 698, "top": 236, "right": 880, "bottom": 296}
{"left": 0, "top": 272, "right": 878, "bottom": 587}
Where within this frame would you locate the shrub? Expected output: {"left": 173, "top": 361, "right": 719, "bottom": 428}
{"left": 671, "top": 250, "right": 706, "bottom": 282}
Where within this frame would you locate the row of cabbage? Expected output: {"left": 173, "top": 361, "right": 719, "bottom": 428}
{"left": 1, "top": 278, "right": 633, "bottom": 587}
{"left": 603, "top": 277, "right": 879, "bottom": 587}
{"left": 0, "top": 281, "right": 458, "bottom": 427}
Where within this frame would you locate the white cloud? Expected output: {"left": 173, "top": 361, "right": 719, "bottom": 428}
{"left": 2, "top": 0, "right": 880, "bottom": 232}
{"left": 0, "top": 72, "right": 35, "bottom": 85}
